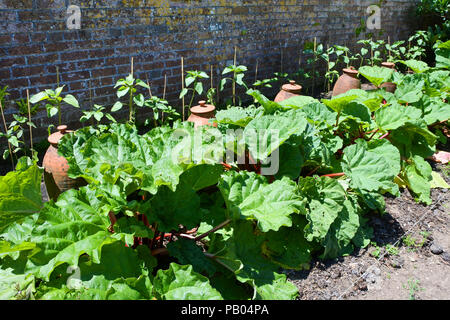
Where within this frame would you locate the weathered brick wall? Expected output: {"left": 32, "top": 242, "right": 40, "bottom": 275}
{"left": 0, "top": 0, "right": 418, "bottom": 141}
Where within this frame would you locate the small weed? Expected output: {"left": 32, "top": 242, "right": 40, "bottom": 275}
{"left": 403, "top": 278, "right": 423, "bottom": 300}
{"left": 402, "top": 235, "right": 417, "bottom": 249}
{"left": 370, "top": 241, "right": 381, "bottom": 258}
{"left": 385, "top": 244, "right": 399, "bottom": 256}
{"left": 402, "top": 232, "right": 429, "bottom": 251}
{"left": 442, "top": 163, "right": 449, "bottom": 179}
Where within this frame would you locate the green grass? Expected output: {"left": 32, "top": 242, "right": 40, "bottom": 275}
{"left": 403, "top": 278, "right": 423, "bottom": 300}
{"left": 402, "top": 231, "right": 430, "bottom": 251}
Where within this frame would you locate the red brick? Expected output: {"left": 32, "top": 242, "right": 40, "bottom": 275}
{"left": 77, "top": 59, "right": 105, "bottom": 70}
{"left": 6, "top": 77, "right": 29, "bottom": 88}
{"left": 69, "top": 81, "right": 87, "bottom": 91}
{"left": 27, "top": 54, "right": 59, "bottom": 65}
{"left": 61, "top": 50, "right": 89, "bottom": 61}
{"left": 0, "top": 68, "right": 11, "bottom": 79}
{"left": 91, "top": 67, "right": 115, "bottom": 78}
{"left": 106, "top": 56, "right": 130, "bottom": 66}
{"left": 9, "top": 44, "right": 43, "bottom": 56}
{"left": 0, "top": 34, "right": 12, "bottom": 43}
{"left": 0, "top": 57, "right": 26, "bottom": 68}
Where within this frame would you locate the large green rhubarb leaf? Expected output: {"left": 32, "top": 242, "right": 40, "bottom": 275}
{"left": 18, "top": 186, "right": 127, "bottom": 281}
{"left": 0, "top": 163, "right": 43, "bottom": 233}
{"left": 299, "top": 176, "right": 346, "bottom": 242}
{"left": 219, "top": 171, "right": 305, "bottom": 232}
{"left": 359, "top": 66, "right": 394, "bottom": 87}
{"left": 374, "top": 103, "right": 422, "bottom": 131}
{"left": 342, "top": 139, "right": 400, "bottom": 195}
{"left": 299, "top": 102, "right": 337, "bottom": 128}
{"left": 246, "top": 89, "right": 287, "bottom": 114}
{"left": 244, "top": 109, "right": 307, "bottom": 162}
{"left": 167, "top": 239, "right": 217, "bottom": 276}
{"left": 321, "top": 90, "right": 362, "bottom": 113}
{"left": 213, "top": 221, "right": 299, "bottom": 300}
{"left": 435, "top": 40, "right": 450, "bottom": 69}
{"left": 320, "top": 197, "right": 362, "bottom": 259}
{"left": 279, "top": 95, "right": 319, "bottom": 108}
{"left": 399, "top": 60, "right": 430, "bottom": 73}
{"left": 0, "top": 267, "right": 35, "bottom": 300}
{"left": 153, "top": 263, "right": 222, "bottom": 300}
{"left": 35, "top": 242, "right": 154, "bottom": 300}
{"left": 403, "top": 155, "right": 433, "bottom": 205}
{"left": 215, "top": 106, "right": 262, "bottom": 127}
{"left": 395, "top": 74, "right": 425, "bottom": 104}
{"left": 418, "top": 96, "right": 450, "bottom": 125}
{"left": 147, "top": 180, "right": 201, "bottom": 232}
{"left": 262, "top": 215, "right": 313, "bottom": 270}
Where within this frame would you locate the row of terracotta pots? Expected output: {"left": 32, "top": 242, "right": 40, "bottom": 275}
{"left": 274, "top": 62, "right": 397, "bottom": 103}
{"left": 332, "top": 62, "right": 397, "bottom": 96}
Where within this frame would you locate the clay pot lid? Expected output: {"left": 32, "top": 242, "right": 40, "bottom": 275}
{"left": 48, "top": 125, "right": 73, "bottom": 146}
{"left": 190, "top": 100, "right": 216, "bottom": 114}
{"left": 343, "top": 67, "right": 359, "bottom": 76}
{"left": 382, "top": 62, "right": 396, "bottom": 69}
{"left": 281, "top": 80, "right": 302, "bottom": 93}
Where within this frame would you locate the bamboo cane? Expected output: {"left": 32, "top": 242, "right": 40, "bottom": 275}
{"left": 26, "top": 89, "right": 33, "bottom": 152}
{"left": 162, "top": 73, "right": 167, "bottom": 122}
{"left": 233, "top": 46, "right": 237, "bottom": 106}
{"left": 312, "top": 37, "right": 317, "bottom": 97}
{"left": 130, "top": 57, "right": 134, "bottom": 122}
{"left": 0, "top": 100, "right": 14, "bottom": 170}
{"left": 181, "top": 57, "right": 185, "bottom": 121}
{"left": 56, "top": 66, "right": 61, "bottom": 125}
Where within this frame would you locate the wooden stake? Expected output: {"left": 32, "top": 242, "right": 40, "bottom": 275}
{"left": 162, "top": 74, "right": 167, "bottom": 123}
{"left": 130, "top": 57, "right": 134, "bottom": 122}
{"left": 181, "top": 57, "right": 185, "bottom": 121}
{"left": 0, "top": 100, "right": 14, "bottom": 170}
{"left": 280, "top": 46, "right": 284, "bottom": 74}
{"left": 26, "top": 89, "right": 33, "bottom": 152}
{"left": 56, "top": 66, "right": 61, "bottom": 125}
{"left": 255, "top": 59, "right": 259, "bottom": 84}
{"left": 326, "top": 44, "right": 330, "bottom": 93}
{"left": 163, "top": 74, "right": 167, "bottom": 100}
{"left": 210, "top": 64, "right": 213, "bottom": 91}
{"left": 233, "top": 46, "right": 237, "bottom": 106}
{"left": 145, "top": 74, "right": 153, "bottom": 98}
{"left": 56, "top": 66, "right": 60, "bottom": 87}
{"left": 88, "top": 80, "right": 94, "bottom": 126}
{"left": 388, "top": 36, "right": 391, "bottom": 60}
{"left": 312, "top": 37, "right": 317, "bottom": 97}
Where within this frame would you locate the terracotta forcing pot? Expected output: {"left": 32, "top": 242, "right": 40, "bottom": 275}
{"left": 43, "top": 125, "right": 85, "bottom": 201}
{"left": 380, "top": 62, "right": 397, "bottom": 93}
{"left": 187, "top": 100, "right": 218, "bottom": 128}
{"left": 274, "top": 80, "right": 302, "bottom": 103}
{"left": 332, "top": 67, "right": 361, "bottom": 97}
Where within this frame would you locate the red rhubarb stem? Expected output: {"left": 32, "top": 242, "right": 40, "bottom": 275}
{"left": 379, "top": 131, "right": 390, "bottom": 139}
{"left": 321, "top": 172, "right": 345, "bottom": 178}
